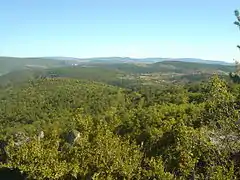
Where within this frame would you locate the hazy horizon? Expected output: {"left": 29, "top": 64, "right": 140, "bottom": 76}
{"left": 0, "top": 55, "right": 233, "bottom": 64}
{"left": 1, "top": 0, "right": 240, "bottom": 62}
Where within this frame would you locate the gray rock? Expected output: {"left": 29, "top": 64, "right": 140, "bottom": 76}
{"left": 66, "top": 130, "right": 80, "bottom": 144}
{"left": 13, "top": 132, "right": 30, "bottom": 146}
{"left": 38, "top": 131, "right": 44, "bottom": 140}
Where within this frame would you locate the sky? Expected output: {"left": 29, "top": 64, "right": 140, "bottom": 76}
{"left": 0, "top": 0, "right": 240, "bottom": 62}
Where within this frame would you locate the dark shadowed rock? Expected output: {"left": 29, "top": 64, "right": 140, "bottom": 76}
{"left": 65, "top": 130, "right": 80, "bottom": 144}
{"left": 0, "top": 168, "right": 25, "bottom": 180}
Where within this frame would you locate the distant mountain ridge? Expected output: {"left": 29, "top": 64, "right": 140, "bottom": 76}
{"left": 39, "top": 56, "right": 233, "bottom": 65}
{"left": 0, "top": 56, "right": 67, "bottom": 75}
{"left": 0, "top": 56, "right": 234, "bottom": 76}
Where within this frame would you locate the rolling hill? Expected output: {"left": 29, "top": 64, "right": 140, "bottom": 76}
{"left": 80, "top": 61, "right": 234, "bottom": 74}
{"left": 39, "top": 56, "right": 233, "bottom": 65}
{"left": 0, "top": 56, "right": 234, "bottom": 77}
{"left": 153, "top": 61, "right": 234, "bottom": 74}
{"left": 0, "top": 60, "right": 235, "bottom": 88}
{"left": 0, "top": 56, "right": 75, "bottom": 75}
{"left": 0, "top": 59, "right": 239, "bottom": 179}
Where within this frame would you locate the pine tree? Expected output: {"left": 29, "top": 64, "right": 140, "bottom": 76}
{"left": 230, "top": 10, "right": 240, "bottom": 83}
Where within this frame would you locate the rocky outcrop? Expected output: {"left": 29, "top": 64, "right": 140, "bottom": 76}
{"left": 65, "top": 130, "right": 80, "bottom": 144}
{"left": 13, "top": 132, "right": 30, "bottom": 146}
{"left": 0, "top": 130, "right": 45, "bottom": 159}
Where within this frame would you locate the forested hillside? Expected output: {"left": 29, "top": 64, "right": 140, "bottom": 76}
{"left": 0, "top": 71, "right": 240, "bottom": 179}
{"left": 0, "top": 60, "right": 234, "bottom": 88}
{"left": 0, "top": 57, "right": 70, "bottom": 75}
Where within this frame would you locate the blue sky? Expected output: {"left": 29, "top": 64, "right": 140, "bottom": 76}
{"left": 0, "top": 0, "right": 240, "bottom": 61}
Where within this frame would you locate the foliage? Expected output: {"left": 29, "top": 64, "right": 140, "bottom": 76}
{"left": 230, "top": 9, "right": 240, "bottom": 83}
{"left": 0, "top": 62, "right": 239, "bottom": 179}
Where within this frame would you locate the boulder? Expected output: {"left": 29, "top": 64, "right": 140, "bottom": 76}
{"left": 65, "top": 130, "right": 80, "bottom": 144}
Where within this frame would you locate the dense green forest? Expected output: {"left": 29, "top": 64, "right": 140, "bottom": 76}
{"left": 0, "top": 61, "right": 240, "bottom": 179}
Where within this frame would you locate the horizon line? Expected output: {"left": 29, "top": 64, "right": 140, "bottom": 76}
{"left": 0, "top": 55, "right": 233, "bottom": 63}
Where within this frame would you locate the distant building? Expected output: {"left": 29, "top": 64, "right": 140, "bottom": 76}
{"left": 71, "top": 64, "right": 78, "bottom": 66}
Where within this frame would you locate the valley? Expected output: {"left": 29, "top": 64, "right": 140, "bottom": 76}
{"left": 0, "top": 56, "right": 234, "bottom": 88}
{"left": 0, "top": 55, "right": 240, "bottom": 179}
